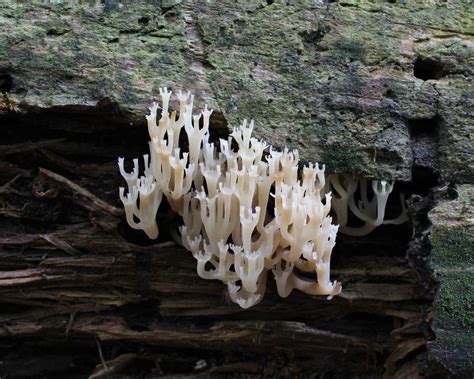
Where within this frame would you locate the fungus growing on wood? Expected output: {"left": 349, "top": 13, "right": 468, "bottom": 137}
{"left": 326, "top": 174, "right": 408, "bottom": 236}
{"left": 118, "top": 89, "right": 341, "bottom": 308}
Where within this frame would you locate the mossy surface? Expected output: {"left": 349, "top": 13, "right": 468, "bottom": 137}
{"left": 431, "top": 227, "right": 473, "bottom": 270}
{"left": 434, "top": 271, "right": 473, "bottom": 331}
{"left": 428, "top": 185, "right": 474, "bottom": 376}
{"left": 429, "top": 270, "right": 474, "bottom": 377}
{"left": 0, "top": 1, "right": 472, "bottom": 180}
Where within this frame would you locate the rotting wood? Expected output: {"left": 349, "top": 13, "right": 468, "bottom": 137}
{"left": 0, "top": 113, "right": 433, "bottom": 378}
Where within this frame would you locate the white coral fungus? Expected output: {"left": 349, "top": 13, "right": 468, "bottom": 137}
{"left": 325, "top": 174, "right": 408, "bottom": 236}
{"left": 119, "top": 88, "right": 342, "bottom": 308}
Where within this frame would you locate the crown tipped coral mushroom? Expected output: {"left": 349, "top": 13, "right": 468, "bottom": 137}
{"left": 118, "top": 156, "right": 162, "bottom": 239}
{"left": 119, "top": 88, "right": 342, "bottom": 308}
{"left": 326, "top": 174, "right": 408, "bottom": 236}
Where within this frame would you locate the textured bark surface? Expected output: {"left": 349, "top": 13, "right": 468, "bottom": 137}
{"left": 427, "top": 185, "right": 473, "bottom": 376}
{"left": 1, "top": 0, "right": 472, "bottom": 181}
{"left": 0, "top": 1, "right": 472, "bottom": 378}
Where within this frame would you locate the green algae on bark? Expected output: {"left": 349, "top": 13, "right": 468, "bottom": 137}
{"left": 428, "top": 185, "right": 474, "bottom": 377}
{"left": 0, "top": 1, "right": 472, "bottom": 181}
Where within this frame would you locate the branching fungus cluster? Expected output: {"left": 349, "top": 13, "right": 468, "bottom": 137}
{"left": 118, "top": 89, "right": 409, "bottom": 308}
{"left": 326, "top": 174, "right": 408, "bottom": 236}
{"left": 119, "top": 89, "right": 341, "bottom": 308}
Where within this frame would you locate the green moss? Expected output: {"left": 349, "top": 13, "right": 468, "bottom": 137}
{"left": 435, "top": 271, "right": 474, "bottom": 331}
{"left": 428, "top": 185, "right": 474, "bottom": 375}
{"left": 431, "top": 227, "right": 474, "bottom": 270}
{"left": 430, "top": 270, "right": 474, "bottom": 376}
{"left": 430, "top": 186, "right": 474, "bottom": 331}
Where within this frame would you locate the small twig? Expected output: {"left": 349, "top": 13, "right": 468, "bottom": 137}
{"left": 40, "top": 234, "right": 81, "bottom": 256}
{"left": 38, "top": 148, "right": 81, "bottom": 174}
{"left": 39, "top": 167, "right": 123, "bottom": 217}
{"left": 65, "top": 310, "right": 77, "bottom": 337}
{"left": 38, "top": 148, "right": 114, "bottom": 178}
{"left": 89, "top": 353, "right": 137, "bottom": 379}
{"left": 95, "top": 337, "right": 108, "bottom": 370}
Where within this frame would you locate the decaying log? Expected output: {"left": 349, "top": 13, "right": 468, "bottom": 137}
{"left": 1, "top": 1, "right": 472, "bottom": 377}
{"left": 0, "top": 158, "right": 430, "bottom": 377}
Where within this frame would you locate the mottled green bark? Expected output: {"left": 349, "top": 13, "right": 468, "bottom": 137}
{"left": 428, "top": 185, "right": 474, "bottom": 377}
{"left": 0, "top": 0, "right": 472, "bottom": 181}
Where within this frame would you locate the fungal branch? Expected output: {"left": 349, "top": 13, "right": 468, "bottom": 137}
{"left": 118, "top": 89, "right": 342, "bottom": 309}
{"left": 326, "top": 174, "right": 408, "bottom": 237}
